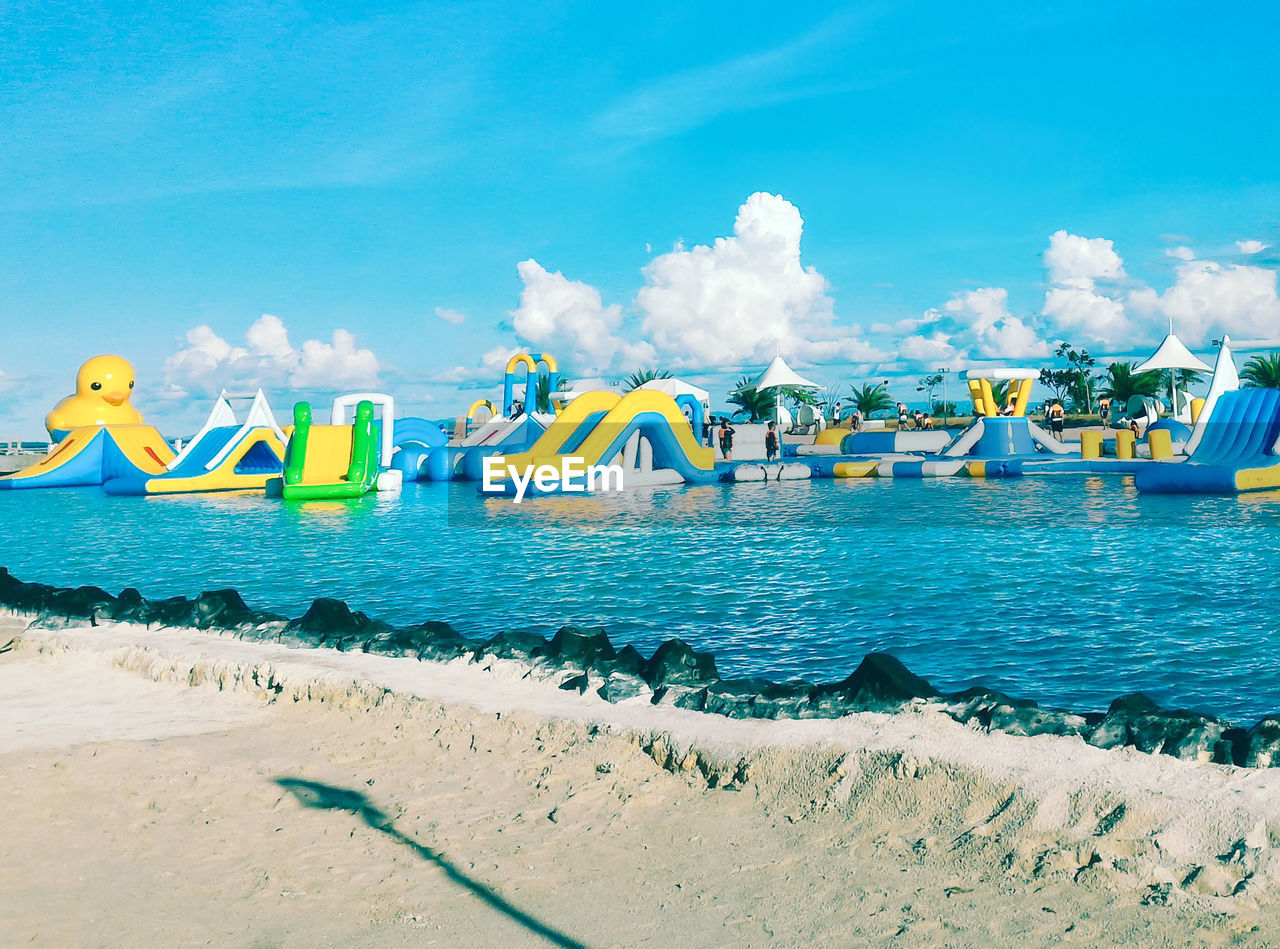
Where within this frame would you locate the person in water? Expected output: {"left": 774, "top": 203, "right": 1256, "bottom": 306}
{"left": 718, "top": 418, "right": 736, "bottom": 460}
{"left": 765, "top": 421, "right": 779, "bottom": 462}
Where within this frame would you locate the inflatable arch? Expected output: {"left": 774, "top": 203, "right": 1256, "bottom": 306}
{"left": 502, "top": 353, "right": 560, "bottom": 416}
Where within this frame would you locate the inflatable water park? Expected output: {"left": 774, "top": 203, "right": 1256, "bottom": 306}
{"left": 5, "top": 333, "right": 1280, "bottom": 500}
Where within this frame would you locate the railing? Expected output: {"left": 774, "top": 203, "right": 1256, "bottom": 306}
{"left": 0, "top": 440, "right": 51, "bottom": 455}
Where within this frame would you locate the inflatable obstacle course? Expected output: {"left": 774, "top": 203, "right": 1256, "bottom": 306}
{"left": 268, "top": 398, "right": 396, "bottom": 500}
{"left": 103, "top": 390, "right": 286, "bottom": 495}
{"left": 0, "top": 355, "right": 174, "bottom": 490}
{"left": 1135, "top": 388, "right": 1280, "bottom": 493}
{"left": 489, "top": 388, "right": 716, "bottom": 495}
{"left": 0, "top": 425, "right": 174, "bottom": 490}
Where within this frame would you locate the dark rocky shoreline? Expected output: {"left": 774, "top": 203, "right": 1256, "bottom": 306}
{"left": 4, "top": 565, "right": 1278, "bottom": 768}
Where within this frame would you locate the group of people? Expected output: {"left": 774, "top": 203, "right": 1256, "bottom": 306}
{"left": 896, "top": 402, "right": 935, "bottom": 430}
{"left": 698, "top": 416, "right": 781, "bottom": 463}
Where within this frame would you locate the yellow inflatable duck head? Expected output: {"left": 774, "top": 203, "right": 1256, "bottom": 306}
{"left": 45, "top": 354, "right": 145, "bottom": 439}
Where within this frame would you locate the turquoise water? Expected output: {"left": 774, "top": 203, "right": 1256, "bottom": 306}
{"left": 2, "top": 477, "right": 1279, "bottom": 723}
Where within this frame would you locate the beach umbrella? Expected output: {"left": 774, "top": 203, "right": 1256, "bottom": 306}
{"left": 1134, "top": 332, "right": 1212, "bottom": 419}
{"left": 751, "top": 355, "right": 821, "bottom": 424}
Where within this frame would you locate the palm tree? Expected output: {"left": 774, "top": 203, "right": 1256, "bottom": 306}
{"left": 1242, "top": 353, "right": 1280, "bottom": 389}
{"left": 851, "top": 383, "right": 893, "bottom": 418}
{"left": 1100, "top": 362, "right": 1162, "bottom": 404}
{"left": 534, "top": 373, "right": 571, "bottom": 413}
{"left": 623, "top": 368, "right": 672, "bottom": 392}
{"left": 989, "top": 379, "right": 1010, "bottom": 408}
{"left": 727, "top": 377, "right": 775, "bottom": 421}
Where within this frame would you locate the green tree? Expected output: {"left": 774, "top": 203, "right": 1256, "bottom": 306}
{"left": 534, "top": 373, "right": 571, "bottom": 413}
{"left": 1100, "top": 362, "right": 1162, "bottom": 404}
{"left": 989, "top": 379, "right": 1010, "bottom": 407}
{"left": 915, "top": 373, "right": 944, "bottom": 407}
{"left": 851, "top": 383, "right": 893, "bottom": 417}
{"left": 622, "top": 368, "right": 672, "bottom": 392}
{"left": 727, "top": 377, "right": 776, "bottom": 421}
{"left": 932, "top": 400, "right": 958, "bottom": 418}
{"left": 1242, "top": 353, "right": 1280, "bottom": 389}
{"left": 778, "top": 385, "right": 821, "bottom": 407}
{"left": 1040, "top": 342, "right": 1099, "bottom": 413}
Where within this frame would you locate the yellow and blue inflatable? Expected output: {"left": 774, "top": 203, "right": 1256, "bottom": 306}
{"left": 1, "top": 355, "right": 174, "bottom": 490}
{"left": 45, "top": 354, "right": 144, "bottom": 439}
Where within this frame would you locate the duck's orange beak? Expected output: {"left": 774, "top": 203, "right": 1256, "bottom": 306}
{"left": 102, "top": 391, "right": 128, "bottom": 406}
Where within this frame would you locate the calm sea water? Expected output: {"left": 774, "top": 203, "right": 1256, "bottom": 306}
{"left": 2, "top": 477, "right": 1279, "bottom": 723}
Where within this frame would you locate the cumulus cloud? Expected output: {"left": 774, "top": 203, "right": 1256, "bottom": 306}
{"left": 164, "top": 314, "right": 380, "bottom": 395}
{"left": 942, "top": 288, "right": 1051, "bottom": 360}
{"left": 435, "top": 306, "right": 466, "bottom": 324}
{"left": 509, "top": 260, "right": 656, "bottom": 373}
{"left": 1041, "top": 286, "right": 1129, "bottom": 348}
{"left": 1135, "top": 257, "right": 1280, "bottom": 345}
{"left": 451, "top": 193, "right": 882, "bottom": 382}
{"left": 1032, "top": 232, "right": 1280, "bottom": 351}
{"left": 637, "top": 192, "right": 883, "bottom": 367}
{"left": 1044, "top": 230, "right": 1126, "bottom": 288}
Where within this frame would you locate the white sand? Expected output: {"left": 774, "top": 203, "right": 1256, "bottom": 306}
{"left": 1, "top": 612, "right": 1277, "bottom": 946}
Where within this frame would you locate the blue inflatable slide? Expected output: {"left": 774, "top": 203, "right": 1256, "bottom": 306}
{"left": 1135, "top": 388, "right": 1280, "bottom": 493}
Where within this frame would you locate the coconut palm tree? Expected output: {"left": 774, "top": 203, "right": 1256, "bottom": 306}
{"left": 622, "top": 368, "right": 673, "bottom": 392}
{"left": 727, "top": 377, "right": 775, "bottom": 421}
{"left": 989, "top": 379, "right": 1010, "bottom": 408}
{"left": 534, "top": 373, "right": 571, "bottom": 413}
{"left": 851, "top": 383, "right": 893, "bottom": 418}
{"left": 1100, "top": 362, "right": 1162, "bottom": 404}
{"left": 1242, "top": 353, "right": 1280, "bottom": 389}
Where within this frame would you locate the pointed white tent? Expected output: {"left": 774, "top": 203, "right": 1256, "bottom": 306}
{"left": 1184, "top": 336, "right": 1241, "bottom": 456}
{"left": 1134, "top": 333, "right": 1212, "bottom": 373}
{"left": 1134, "top": 333, "right": 1211, "bottom": 423}
{"left": 751, "top": 355, "right": 821, "bottom": 427}
{"left": 751, "top": 355, "right": 821, "bottom": 391}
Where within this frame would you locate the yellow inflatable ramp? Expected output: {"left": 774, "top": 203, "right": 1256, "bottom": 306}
{"left": 832, "top": 461, "right": 877, "bottom": 478}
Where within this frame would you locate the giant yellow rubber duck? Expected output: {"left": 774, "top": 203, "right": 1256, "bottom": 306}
{"left": 45, "top": 355, "right": 145, "bottom": 438}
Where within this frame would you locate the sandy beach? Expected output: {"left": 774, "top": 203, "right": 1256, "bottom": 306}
{"left": 2, "top": 611, "right": 1278, "bottom": 947}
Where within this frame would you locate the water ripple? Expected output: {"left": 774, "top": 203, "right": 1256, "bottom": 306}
{"left": 3, "top": 477, "right": 1280, "bottom": 721}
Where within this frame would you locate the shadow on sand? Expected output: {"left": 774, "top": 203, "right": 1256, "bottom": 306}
{"left": 275, "top": 777, "right": 587, "bottom": 949}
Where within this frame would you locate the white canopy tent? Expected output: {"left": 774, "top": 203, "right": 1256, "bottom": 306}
{"left": 1134, "top": 332, "right": 1212, "bottom": 422}
{"left": 751, "top": 355, "right": 822, "bottom": 426}
{"left": 635, "top": 377, "right": 710, "bottom": 407}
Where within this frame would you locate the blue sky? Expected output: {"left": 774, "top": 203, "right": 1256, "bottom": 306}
{"left": 3, "top": 1, "right": 1280, "bottom": 436}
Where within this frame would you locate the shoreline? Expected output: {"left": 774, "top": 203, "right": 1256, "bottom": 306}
{"left": 4, "top": 566, "right": 1279, "bottom": 768}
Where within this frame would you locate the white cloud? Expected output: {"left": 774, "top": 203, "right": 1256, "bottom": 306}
{"left": 1044, "top": 230, "right": 1126, "bottom": 289}
{"left": 636, "top": 192, "right": 883, "bottom": 368}
{"left": 1238, "top": 240, "right": 1268, "bottom": 255}
{"left": 1038, "top": 231, "right": 1161, "bottom": 350}
{"left": 1042, "top": 286, "right": 1129, "bottom": 348}
{"left": 510, "top": 260, "right": 656, "bottom": 373}
{"left": 435, "top": 306, "right": 466, "bottom": 324}
{"left": 164, "top": 314, "right": 380, "bottom": 395}
{"left": 441, "top": 345, "right": 520, "bottom": 385}
{"left": 898, "top": 331, "right": 956, "bottom": 364}
{"left": 942, "top": 288, "right": 1051, "bottom": 360}
{"left": 1168, "top": 246, "right": 1196, "bottom": 261}
{"left": 1146, "top": 258, "right": 1280, "bottom": 345}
